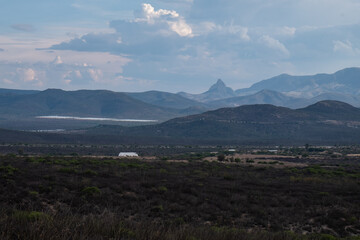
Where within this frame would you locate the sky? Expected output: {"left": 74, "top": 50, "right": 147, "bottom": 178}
{"left": 1, "top": 0, "right": 360, "bottom": 93}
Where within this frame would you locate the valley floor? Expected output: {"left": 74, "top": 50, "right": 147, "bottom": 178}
{"left": 0, "top": 149, "right": 360, "bottom": 239}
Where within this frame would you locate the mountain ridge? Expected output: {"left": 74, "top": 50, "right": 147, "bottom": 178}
{"left": 83, "top": 100, "right": 360, "bottom": 145}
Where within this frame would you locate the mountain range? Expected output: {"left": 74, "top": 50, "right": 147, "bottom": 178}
{"left": 0, "top": 67, "right": 360, "bottom": 128}
{"left": 83, "top": 100, "right": 360, "bottom": 145}
{"left": 178, "top": 79, "right": 236, "bottom": 102}
{"left": 2, "top": 100, "right": 360, "bottom": 145}
{"left": 0, "top": 89, "right": 205, "bottom": 121}
{"left": 177, "top": 67, "right": 360, "bottom": 108}
{"left": 235, "top": 67, "right": 360, "bottom": 98}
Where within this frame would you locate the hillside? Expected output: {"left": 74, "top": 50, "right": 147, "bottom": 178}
{"left": 208, "top": 90, "right": 309, "bottom": 109}
{"left": 85, "top": 100, "right": 360, "bottom": 145}
{"left": 236, "top": 67, "right": 360, "bottom": 98}
{"left": 126, "top": 90, "right": 207, "bottom": 109}
{"left": 0, "top": 88, "right": 40, "bottom": 96}
{"left": 0, "top": 89, "right": 204, "bottom": 121}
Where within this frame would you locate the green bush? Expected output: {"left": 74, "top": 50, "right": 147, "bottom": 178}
{"left": 158, "top": 186, "right": 168, "bottom": 193}
{"left": 83, "top": 169, "right": 98, "bottom": 176}
{"left": 59, "top": 167, "right": 77, "bottom": 174}
{"left": 81, "top": 186, "right": 101, "bottom": 196}
{"left": 0, "top": 165, "right": 18, "bottom": 175}
{"left": 13, "top": 211, "right": 49, "bottom": 222}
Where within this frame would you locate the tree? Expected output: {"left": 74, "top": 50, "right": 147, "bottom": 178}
{"left": 217, "top": 154, "right": 225, "bottom": 162}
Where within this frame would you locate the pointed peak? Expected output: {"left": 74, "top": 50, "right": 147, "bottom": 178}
{"left": 209, "top": 79, "right": 226, "bottom": 90}
{"left": 215, "top": 79, "right": 225, "bottom": 86}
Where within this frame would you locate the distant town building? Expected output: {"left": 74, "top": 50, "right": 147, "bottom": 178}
{"left": 227, "top": 149, "right": 236, "bottom": 152}
{"left": 118, "top": 152, "right": 139, "bottom": 157}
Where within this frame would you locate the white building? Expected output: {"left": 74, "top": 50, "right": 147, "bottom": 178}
{"left": 118, "top": 152, "right": 139, "bottom": 157}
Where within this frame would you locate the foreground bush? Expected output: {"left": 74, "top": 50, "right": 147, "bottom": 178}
{"left": 0, "top": 211, "right": 357, "bottom": 240}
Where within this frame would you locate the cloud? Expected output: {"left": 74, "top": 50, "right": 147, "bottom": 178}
{"left": 142, "top": 3, "right": 179, "bottom": 21}
{"left": 190, "top": 0, "right": 360, "bottom": 28}
{"left": 277, "top": 27, "right": 296, "bottom": 37}
{"left": 259, "top": 35, "right": 290, "bottom": 56}
{"left": 51, "top": 3, "right": 194, "bottom": 57}
{"left": 0, "top": 48, "right": 4, "bottom": 52}
{"left": 17, "top": 68, "right": 36, "bottom": 82}
{"left": 11, "top": 24, "right": 36, "bottom": 32}
{"left": 0, "top": 54, "right": 132, "bottom": 89}
{"left": 139, "top": 3, "right": 193, "bottom": 37}
{"left": 2, "top": 78, "right": 14, "bottom": 85}
{"left": 37, "top": 2, "right": 360, "bottom": 92}
{"left": 333, "top": 40, "right": 360, "bottom": 55}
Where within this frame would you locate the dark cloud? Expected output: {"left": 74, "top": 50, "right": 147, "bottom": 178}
{"left": 11, "top": 24, "right": 36, "bottom": 32}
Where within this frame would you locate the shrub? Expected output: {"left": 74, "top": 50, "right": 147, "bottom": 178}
{"left": 81, "top": 186, "right": 101, "bottom": 196}
{"left": 0, "top": 165, "right": 18, "bottom": 175}
{"left": 158, "top": 186, "right": 168, "bottom": 193}
{"left": 223, "top": 174, "right": 235, "bottom": 181}
{"left": 59, "top": 167, "right": 77, "bottom": 174}
{"left": 28, "top": 191, "right": 39, "bottom": 196}
{"left": 83, "top": 169, "right": 98, "bottom": 176}
{"left": 13, "top": 211, "right": 49, "bottom": 222}
{"left": 151, "top": 205, "right": 164, "bottom": 212}
{"left": 217, "top": 154, "right": 225, "bottom": 162}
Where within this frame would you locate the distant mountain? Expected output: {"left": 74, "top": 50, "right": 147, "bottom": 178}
{"left": 86, "top": 100, "right": 360, "bottom": 145}
{"left": 236, "top": 67, "right": 360, "bottom": 98}
{"left": 310, "top": 92, "right": 360, "bottom": 108}
{"left": 178, "top": 79, "right": 236, "bottom": 102}
{"left": 208, "top": 89, "right": 309, "bottom": 109}
{"left": 0, "top": 88, "right": 40, "bottom": 96}
{"left": 0, "top": 89, "right": 204, "bottom": 121}
{"left": 208, "top": 89, "right": 360, "bottom": 109}
{"left": 126, "top": 90, "right": 207, "bottom": 109}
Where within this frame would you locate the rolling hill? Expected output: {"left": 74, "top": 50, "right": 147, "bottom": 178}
{"left": 1, "top": 100, "right": 360, "bottom": 145}
{"left": 85, "top": 100, "right": 360, "bottom": 145}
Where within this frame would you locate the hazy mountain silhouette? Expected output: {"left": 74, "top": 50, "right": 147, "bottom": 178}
{"left": 236, "top": 67, "right": 360, "bottom": 98}
{"left": 126, "top": 90, "right": 208, "bottom": 109}
{"left": 178, "top": 79, "right": 236, "bottom": 102}
{"left": 0, "top": 89, "right": 205, "bottom": 121}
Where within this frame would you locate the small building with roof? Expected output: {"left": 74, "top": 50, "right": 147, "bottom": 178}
{"left": 118, "top": 152, "right": 139, "bottom": 157}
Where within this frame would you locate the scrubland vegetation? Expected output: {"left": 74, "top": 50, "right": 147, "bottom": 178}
{"left": 0, "top": 149, "right": 360, "bottom": 239}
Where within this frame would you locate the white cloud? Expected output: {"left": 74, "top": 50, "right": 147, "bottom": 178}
{"left": 333, "top": 40, "right": 360, "bottom": 55}
{"left": 227, "top": 25, "right": 250, "bottom": 41}
{"left": 259, "top": 35, "right": 290, "bottom": 56}
{"left": 17, "top": 68, "right": 36, "bottom": 82}
{"left": 140, "top": 3, "right": 193, "bottom": 37}
{"left": 278, "top": 26, "right": 296, "bottom": 37}
{"left": 142, "top": 3, "right": 179, "bottom": 22}
{"left": 168, "top": 18, "right": 193, "bottom": 37}
{"left": 87, "top": 68, "right": 103, "bottom": 82}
